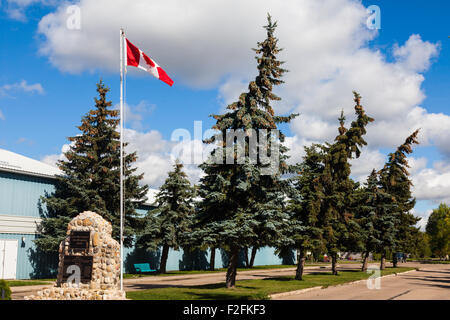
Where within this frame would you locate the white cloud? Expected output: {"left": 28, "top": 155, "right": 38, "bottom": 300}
{"left": 349, "top": 148, "right": 386, "bottom": 184}
{"left": 41, "top": 143, "right": 71, "bottom": 167}
{"left": 349, "top": 153, "right": 450, "bottom": 205}
{"left": 410, "top": 208, "right": 432, "bottom": 231}
{"left": 393, "top": 34, "right": 440, "bottom": 73}
{"left": 284, "top": 136, "right": 307, "bottom": 166}
{"left": 113, "top": 101, "right": 155, "bottom": 130}
{"left": 0, "top": 110, "right": 5, "bottom": 120}
{"left": 5, "top": 8, "right": 27, "bottom": 21}
{"left": 36, "top": 0, "right": 450, "bottom": 222}
{"left": 124, "top": 128, "right": 204, "bottom": 187}
{"left": 0, "top": 80, "right": 44, "bottom": 96}
{"left": 40, "top": 153, "right": 61, "bottom": 167}
{"left": 3, "top": 0, "right": 56, "bottom": 21}
{"left": 291, "top": 114, "right": 337, "bottom": 143}
{"left": 42, "top": 127, "right": 204, "bottom": 188}
{"left": 122, "top": 128, "right": 176, "bottom": 186}
{"left": 16, "top": 137, "right": 34, "bottom": 146}
{"left": 37, "top": 0, "right": 371, "bottom": 87}
{"left": 284, "top": 35, "right": 442, "bottom": 150}
{"left": 218, "top": 77, "right": 250, "bottom": 110}
{"left": 410, "top": 159, "right": 450, "bottom": 204}
{"left": 7, "top": 0, "right": 44, "bottom": 5}
{"left": 36, "top": 0, "right": 445, "bottom": 150}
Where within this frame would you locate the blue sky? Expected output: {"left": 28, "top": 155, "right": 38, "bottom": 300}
{"left": 366, "top": 0, "right": 449, "bottom": 111}
{"left": 365, "top": 0, "right": 450, "bottom": 164}
{"left": 0, "top": 10, "right": 219, "bottom": 155}
{"left": 0, "top": 0, "right": 449, "bottom": 227}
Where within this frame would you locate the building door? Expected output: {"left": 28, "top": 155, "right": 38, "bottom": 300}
{"left": 0, "top": 239, "right": 18, "bottom": 279}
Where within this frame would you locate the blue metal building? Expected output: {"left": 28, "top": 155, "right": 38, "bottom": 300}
{"left": 0, "top": 148, "right": 286, "bottom": 279}
{"left": 0, "top": 148, "right": 61, "bottom": 279}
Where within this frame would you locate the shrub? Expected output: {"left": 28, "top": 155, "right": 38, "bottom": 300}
{"left": 0, "top": 280, "right": 11, "bottom": 300}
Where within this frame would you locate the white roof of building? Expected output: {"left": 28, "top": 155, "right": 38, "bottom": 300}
{"left": 0, "top": 148, "right": 62, "bottom": 178}
{"left": 0, "top": 148, "right": 162, "bottom": 206}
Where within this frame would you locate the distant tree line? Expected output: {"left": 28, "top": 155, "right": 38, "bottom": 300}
{"left": 425, "top": 203, "right": 450, "bottom": 259}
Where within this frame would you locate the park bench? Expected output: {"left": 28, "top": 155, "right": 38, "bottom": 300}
{"left": 133, "top": 263, "right": 156, "bottom": 273}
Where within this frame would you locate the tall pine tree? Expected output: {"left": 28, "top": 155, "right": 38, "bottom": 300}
{"left": 356, "top": 169, "right": 396, "bottom": 271}
{"left": 378, "top": 129, "right": 420, "bottom": 268}
{"left": 35, "top": 81, "right": 148, "bottom": 252}
{"left": 319, "top": 92, "right": 374, "bottom": 275}
{"left": 137, "top": 161, "right": 195, "bottom": 273}
{"left": 281, "top": 144, "right": 326, "bottom": 280}
{"left": 190, "top": 14, "right": 297, "bottom": 288}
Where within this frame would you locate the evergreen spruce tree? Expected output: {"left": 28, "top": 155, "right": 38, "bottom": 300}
{"left": 379, "top": 130, "right": 420, "bottom": 268}
{"left": 35, "top": 81, "right": 148, "bottom": 252}
{"left": 190, "top": 14, "right": 297, "bottom": 288}
{"left": 281, "top": 144, "right": 326, "bottom": 280}
{"left": 319, "top": 92, "right": 374, "bottom": 275}
{"left": 356, "top": 169, "right": 396, "bottom": 271}
{"left": 137, "top": 161, "right": 195, "bottom": 273}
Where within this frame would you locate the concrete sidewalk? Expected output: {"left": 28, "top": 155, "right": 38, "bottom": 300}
{"left": 11, "top": 265, "right": 321, "bottom": 300}
{"left": 272, "top": 263, "right": 450, "bottom": 300}
{"left": 11, "top": 267, "right": 298, "bottom": 300}
{"left": 12, "top": 262, "right": 424, "bottom": 300}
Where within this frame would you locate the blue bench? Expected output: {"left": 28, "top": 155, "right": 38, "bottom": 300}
{"left": 133, "top": 263, "right": 156, "bottom": 273}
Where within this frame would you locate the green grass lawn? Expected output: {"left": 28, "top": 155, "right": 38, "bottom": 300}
{"left": 124, "top": 261, "right": 368, "bottom": 279}
{"left": 123, "top": 264, "right": 306, "bottom": 279}
{"left": 336, "top": 260, "right": 370, "bottom": 264}
{"left": 126, "top": 267, "right": 414, "bottom": 300}
{"left": 124, "top": 262, "right": 373, "bottom": 279}
{"left": 417, "top": 259, "right": 450, "bottom": 264}
{"left": 6, "top": 279, "right": 55, "bottom": 287}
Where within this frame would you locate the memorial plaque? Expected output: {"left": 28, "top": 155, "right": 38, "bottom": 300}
{"left": 62, "top": 255, "right": 93, "bottom": 283}
{"left": 69, "top": 231, "right": 90, "bottom": 251}
{"left": 25, "top": 212, "right": 126, "bottom": 300}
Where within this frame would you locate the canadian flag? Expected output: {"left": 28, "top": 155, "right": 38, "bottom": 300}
{"left": 125, "top": 38, "right": 174, "bottom": 86}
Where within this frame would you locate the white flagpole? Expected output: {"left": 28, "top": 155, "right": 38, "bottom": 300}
{"left": 119, "top": 27, "right": 125, "bottom": 292}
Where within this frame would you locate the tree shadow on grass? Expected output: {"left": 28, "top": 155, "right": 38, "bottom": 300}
{"left": 194, "top": 283, "right": 228, "bottom": 290}
{"left": 127, "top": 282, "right": 228, "bottom": 291}
{"left": 261, "top": 276, "right": 294, "bottom": 281}
{"left": 308, "top": 272, "right": 333, "bottom": 276}
{"left": 188, "top": 282, "right": 258, "bottom": 290}
{"left": 186, "top": 292, "right": 261, "bottom": 300}
{"left": 127, "top": 281, "right": 263, "bottom": 294}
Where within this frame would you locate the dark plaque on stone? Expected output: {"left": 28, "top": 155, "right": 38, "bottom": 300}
{"left": 69, "top": 231, "right": 90, "bottom": 251}
{"left": 62, "top": 255, "right": 93, "bottom": 283}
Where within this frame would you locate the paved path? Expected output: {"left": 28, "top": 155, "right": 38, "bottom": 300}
{"left": 9, "top": 263, "right": 372, "bottom": 299}
{"left": 14, "top": 262, "right": 447, "bottom": 300}
{"left": 11, "top": 265, "right": 325, "bottom": 299}
{"left": 273, "top": 263, "right": 450, "bottom": 300}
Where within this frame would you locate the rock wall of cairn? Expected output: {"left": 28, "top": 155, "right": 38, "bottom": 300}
{"left": 25, "top": 287, "right": 126, "bottom": 300}
{"left": 25, "top": 211, "right": 126, "bottom": 300}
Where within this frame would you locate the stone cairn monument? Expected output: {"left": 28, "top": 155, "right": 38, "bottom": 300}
{"left": 26, "top": 211, "right": 126, "bottom": 300}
